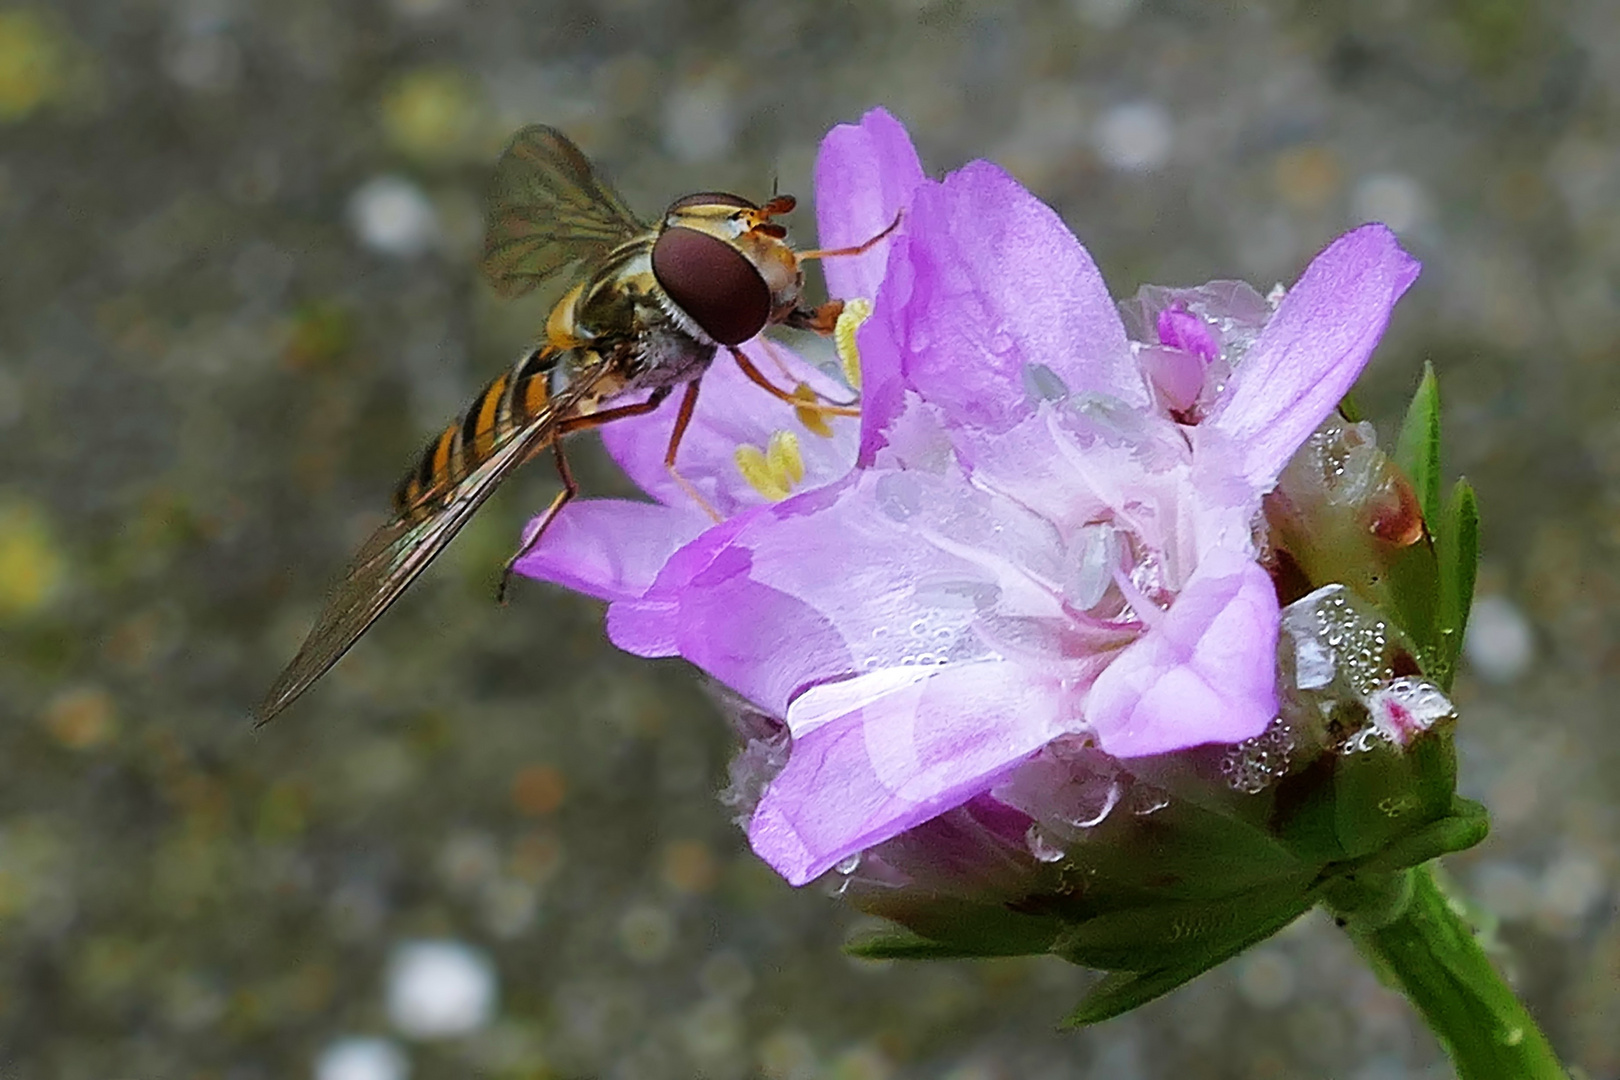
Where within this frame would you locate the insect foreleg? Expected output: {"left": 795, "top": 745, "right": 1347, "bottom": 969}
{"left": 729, "top": 347, "right": 860, "bottom": 417}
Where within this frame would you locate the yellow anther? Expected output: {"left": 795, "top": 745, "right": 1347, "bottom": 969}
{"left": 734, "top": 430, "right": 805, "bottom": 502}
{"left": 734, "top": 444, "right": 790, "bottom": 502}
{"left": 834, "top": 297, "right": 874, "bottom": 390}
{"left": 766, "top": 430, "right": 805, "bottom": 485}
{"left": 790, "top": 383, "right": 834, "bottom": 438}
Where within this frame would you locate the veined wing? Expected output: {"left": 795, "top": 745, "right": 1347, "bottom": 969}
{"left": 481, "top": 125, "right": 649, "bottom": 298}
{"left": 255, "top": 357, "right": 622, "bottom": 725}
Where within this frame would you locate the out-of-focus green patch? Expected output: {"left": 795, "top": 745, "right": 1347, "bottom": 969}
{"left": 381, "top": 66, "right": 489, "bottom": 163}
{"left": 0, "top": 496, "right": 65, "bottom": 619}
{"left": 282, "top": 302, "right": 354, "bottom": 372}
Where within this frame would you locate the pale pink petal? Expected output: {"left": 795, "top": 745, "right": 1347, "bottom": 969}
{"left": 749, "top": 659, "right": 1071, "bottom": 885}
{"left": 512, "top": 498, "right": 708, "bottom": 603}
{"left": 1084, "top": 548, "right": 1279, "bottom": 757}
{"left": 814, "top": 107, "right": 927, "bottom": 303}
{"left": 1212, "top": 224, "right": 1421, "bottom": 487}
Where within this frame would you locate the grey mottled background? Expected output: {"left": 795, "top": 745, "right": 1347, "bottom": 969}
{"left": 0, "top": 1, "right": 1616, "bottom": 1077}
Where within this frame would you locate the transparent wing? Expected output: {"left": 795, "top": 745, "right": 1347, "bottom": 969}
{"left": 255, "top": 359, "right": 620, "bottom": 724}
{"left": 481, "top": 125, "right": 649, "bottom": 298}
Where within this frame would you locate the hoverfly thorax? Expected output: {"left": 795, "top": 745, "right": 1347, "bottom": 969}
{"left": 651, "top": 193, "right": 805, "bottom": 347}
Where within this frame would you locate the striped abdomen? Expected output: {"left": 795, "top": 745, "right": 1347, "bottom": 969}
{"left": 393, "top": 347, "right": 567, "bottom": 519}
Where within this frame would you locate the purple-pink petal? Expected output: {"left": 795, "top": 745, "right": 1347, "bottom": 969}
{"left": 749, "top": 659, "right": 1071, "bottom": 885}
{"left": 813, "top": 107, "right": 927, "bottom": 304}
{"left": 1083, "top": 547, "right": 1279, "bottom": 757}
{"left": 513, "top": 498, "right": 708, "bottom": 603}
{"left": 1212, "top": 224, "right": 1421, "bottom": 487}
{"left": 857, "top": 160, "right": 1144, "bottom": 461}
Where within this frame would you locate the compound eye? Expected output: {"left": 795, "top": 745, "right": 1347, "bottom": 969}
{"left": 665, "top": 191, "right": 758, "bottom": 216}
{"left": 651, "top": 226, "right": 770, "bottom": 346}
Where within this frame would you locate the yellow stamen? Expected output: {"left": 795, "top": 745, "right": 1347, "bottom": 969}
{"left": 734, "top": 444, "right": 790, "bottom": 502}
{"left": 834, "top": 297, "right": 874, "bottom": 390}
{"left": 734, "top": 430, "right": 806, "bottom": 502}
{"left": 791, "top": 383, "right": 834, "bottom": 438}
{"left": 766, "top": 430, "right": 805, "bottom": 485}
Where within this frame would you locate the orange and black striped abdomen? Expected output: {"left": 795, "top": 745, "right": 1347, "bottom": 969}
{"left": 393, "top": 347, "right": 566, "bottom": 518}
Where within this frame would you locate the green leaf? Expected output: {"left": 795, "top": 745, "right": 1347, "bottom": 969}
{"left": 844, "top": 928, "right": 1036, "bottom": 960}
{"left": 1334, "top": 732, "right": 1457, "bottom": 861}
{"left": 1051, "top": 878, "right": 1314, "bottom": 971}
{"left": 1436, "top": 479, "right": 1480, "bottom": 689}
{"left": 1394, "top": 362, "right": 1443, "bottom": 533}
{"left": 1349, "top": 799, "right": 1490, "bottom": 876}
{"left": 1062, "top": 890, "right": 1314, "bottom": 1025}
{"left": 843, "top": 897, "right": 1066, "bottom": 960}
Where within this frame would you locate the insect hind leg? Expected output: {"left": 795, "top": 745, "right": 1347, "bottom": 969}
{"left": 498, "top": 440, "right": 578, "bottom": 605}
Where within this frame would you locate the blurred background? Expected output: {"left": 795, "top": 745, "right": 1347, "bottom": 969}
{"left": 1, "top": 0, "right": 1617, "bottom": 1077}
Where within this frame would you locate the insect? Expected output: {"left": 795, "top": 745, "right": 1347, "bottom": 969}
{"left": 255, "top": 125, "right": 897, "bottom": 723}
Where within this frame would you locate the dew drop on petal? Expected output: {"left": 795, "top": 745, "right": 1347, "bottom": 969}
{"left": 1026, "top": 825, "right": 1067, "bottom": 863}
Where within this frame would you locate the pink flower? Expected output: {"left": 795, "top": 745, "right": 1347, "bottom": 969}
{"left": 516, "top": 109, "right": 1420, "bottom": 887}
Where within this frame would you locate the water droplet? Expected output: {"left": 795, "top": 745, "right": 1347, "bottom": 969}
{"left": 835, "top": 854, "right": 862, "bottom": 875}
{"left": 1026, "top": 825, "right": 1066, "bottom": 863}
{"left": 875, "top": 472, "right": 921, "bottom": 522}
{"left": 1128, "top": 784, "right": 1170, "bottom": 816}
{"left": 1021, "top": 362, "right": 1070, "bottom": 403}
{"left": 989, "top": 327, "right": 1015, "bottom": 354}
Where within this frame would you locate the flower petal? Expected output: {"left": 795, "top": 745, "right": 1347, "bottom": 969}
{"left": 858, "top": 160, "right": 1144, "bottom": 460}
{"left": 814, "top": 108, "right": 927, "bottom": 304}
{"left": 1084, "top": 547, "right": 1279, "bottom": 757}
{"left": 749, "top": 659, "right": 1069, "bottom": 885}
{"left": 598, "top": 339, "right": 858, "bottom": 515}
{"left": 512, "top": 498, "right": 708, "bottom": 603}
{"left": 1211, "top": 224, "right": 1421, "bottom": 487}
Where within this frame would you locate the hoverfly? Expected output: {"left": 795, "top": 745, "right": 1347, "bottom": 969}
{"left": 255, "top": 125, "right": 897, "bottom": 723}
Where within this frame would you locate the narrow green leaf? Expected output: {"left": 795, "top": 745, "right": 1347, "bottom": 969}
{"left": 1062, "top": 892, "right": 1314, "bottom": 1025}
{"left": 1349, "top": 799, "right": 1490, "bottom": 876}
{"left": 1394, "top": 362, "right": 1443, "bottom": 532}
{"left": 1051, "top": 879, "right": 1313, "bottom": 971}
{"left": 844, "top": 928, "right": 1035, "bottom": 960}
{"left": 1436, "top": 479, "right": 1480, "bottom": 687}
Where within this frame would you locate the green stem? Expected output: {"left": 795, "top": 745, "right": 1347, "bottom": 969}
{"left": 1328, "top": 864, "right": 1566, "bottom": 1080}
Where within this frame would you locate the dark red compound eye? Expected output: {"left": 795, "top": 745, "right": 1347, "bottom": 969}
{"left": 651, "top": 226, "right": 771, "bottom": 346}
{"left": 665, "top": 191, "right": 758, "bottom": 215}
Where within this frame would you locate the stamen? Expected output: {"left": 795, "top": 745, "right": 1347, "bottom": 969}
{"left": 735, "top": 431, "right": 806, "bottom": 502}
{"left": 791, "top": 384, "right": 834, "bottom": 438}
{"left": 767, "top": 430, "right": 805, "bottom": 485}
{"left": 834, "top": 298, "right": 874, "bottom": 390}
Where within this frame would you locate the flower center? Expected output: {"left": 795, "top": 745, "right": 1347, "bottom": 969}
{"left": 733, "top": 430, "right": 806, "bottom": 502}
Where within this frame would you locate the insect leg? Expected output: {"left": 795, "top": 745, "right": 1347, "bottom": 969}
{"left": 497, "top": 386, "right": 674, "bottom": 603}
{"left": 662, "top": 379, "right": 721, "bottom": 523}
{"left": 730, "top": 347, "right": 860, "bottom": 417}
{"left": 498, "top": 440, "right": 579, "bottom": 605}
{"left": 795, "top": 208, "right": 903, "bottom": 261}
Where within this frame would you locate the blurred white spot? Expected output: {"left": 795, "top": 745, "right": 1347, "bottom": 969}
{"left": 165, "top": 32, "right": 242, "bottom": 94}
{"left": 349, "top": 176, "right": 440, "bottom": 259}
{"left": 617, "top": 903, "right": 675, "bottom": 964}
{"left": 315, "top": 1037, "right": 409, "bottom": 1080}
{"left": 1071, "top": 0, "right": 1138, "bottom": 29}
{"left": 1236, "top": 948, "right": 1297, "bottom": 1009}
{"left": 1540, "top": 853, "right": 1605, "bottom": 921}
{"left": 1463, "top": 595, "right": 1535, "bottom": 683}
{"left": 386, "top": 940, "right": 498, "bottom": 1038}
{"left": 1095, "top": 102, "right": 1173, "bottom": 173}
{"left": 663, "top": 81, "right": 736, "bottom": 163}
{"left": 1352, "top": 173, "right": 1430, "bottom": 234}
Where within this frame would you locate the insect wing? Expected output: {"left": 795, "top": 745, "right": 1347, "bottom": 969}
{"left": 481, "top": 125, "right": 648, "bottom": 298}
{"left": 255, "top": 360, "right": 619, "bottom": 724}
